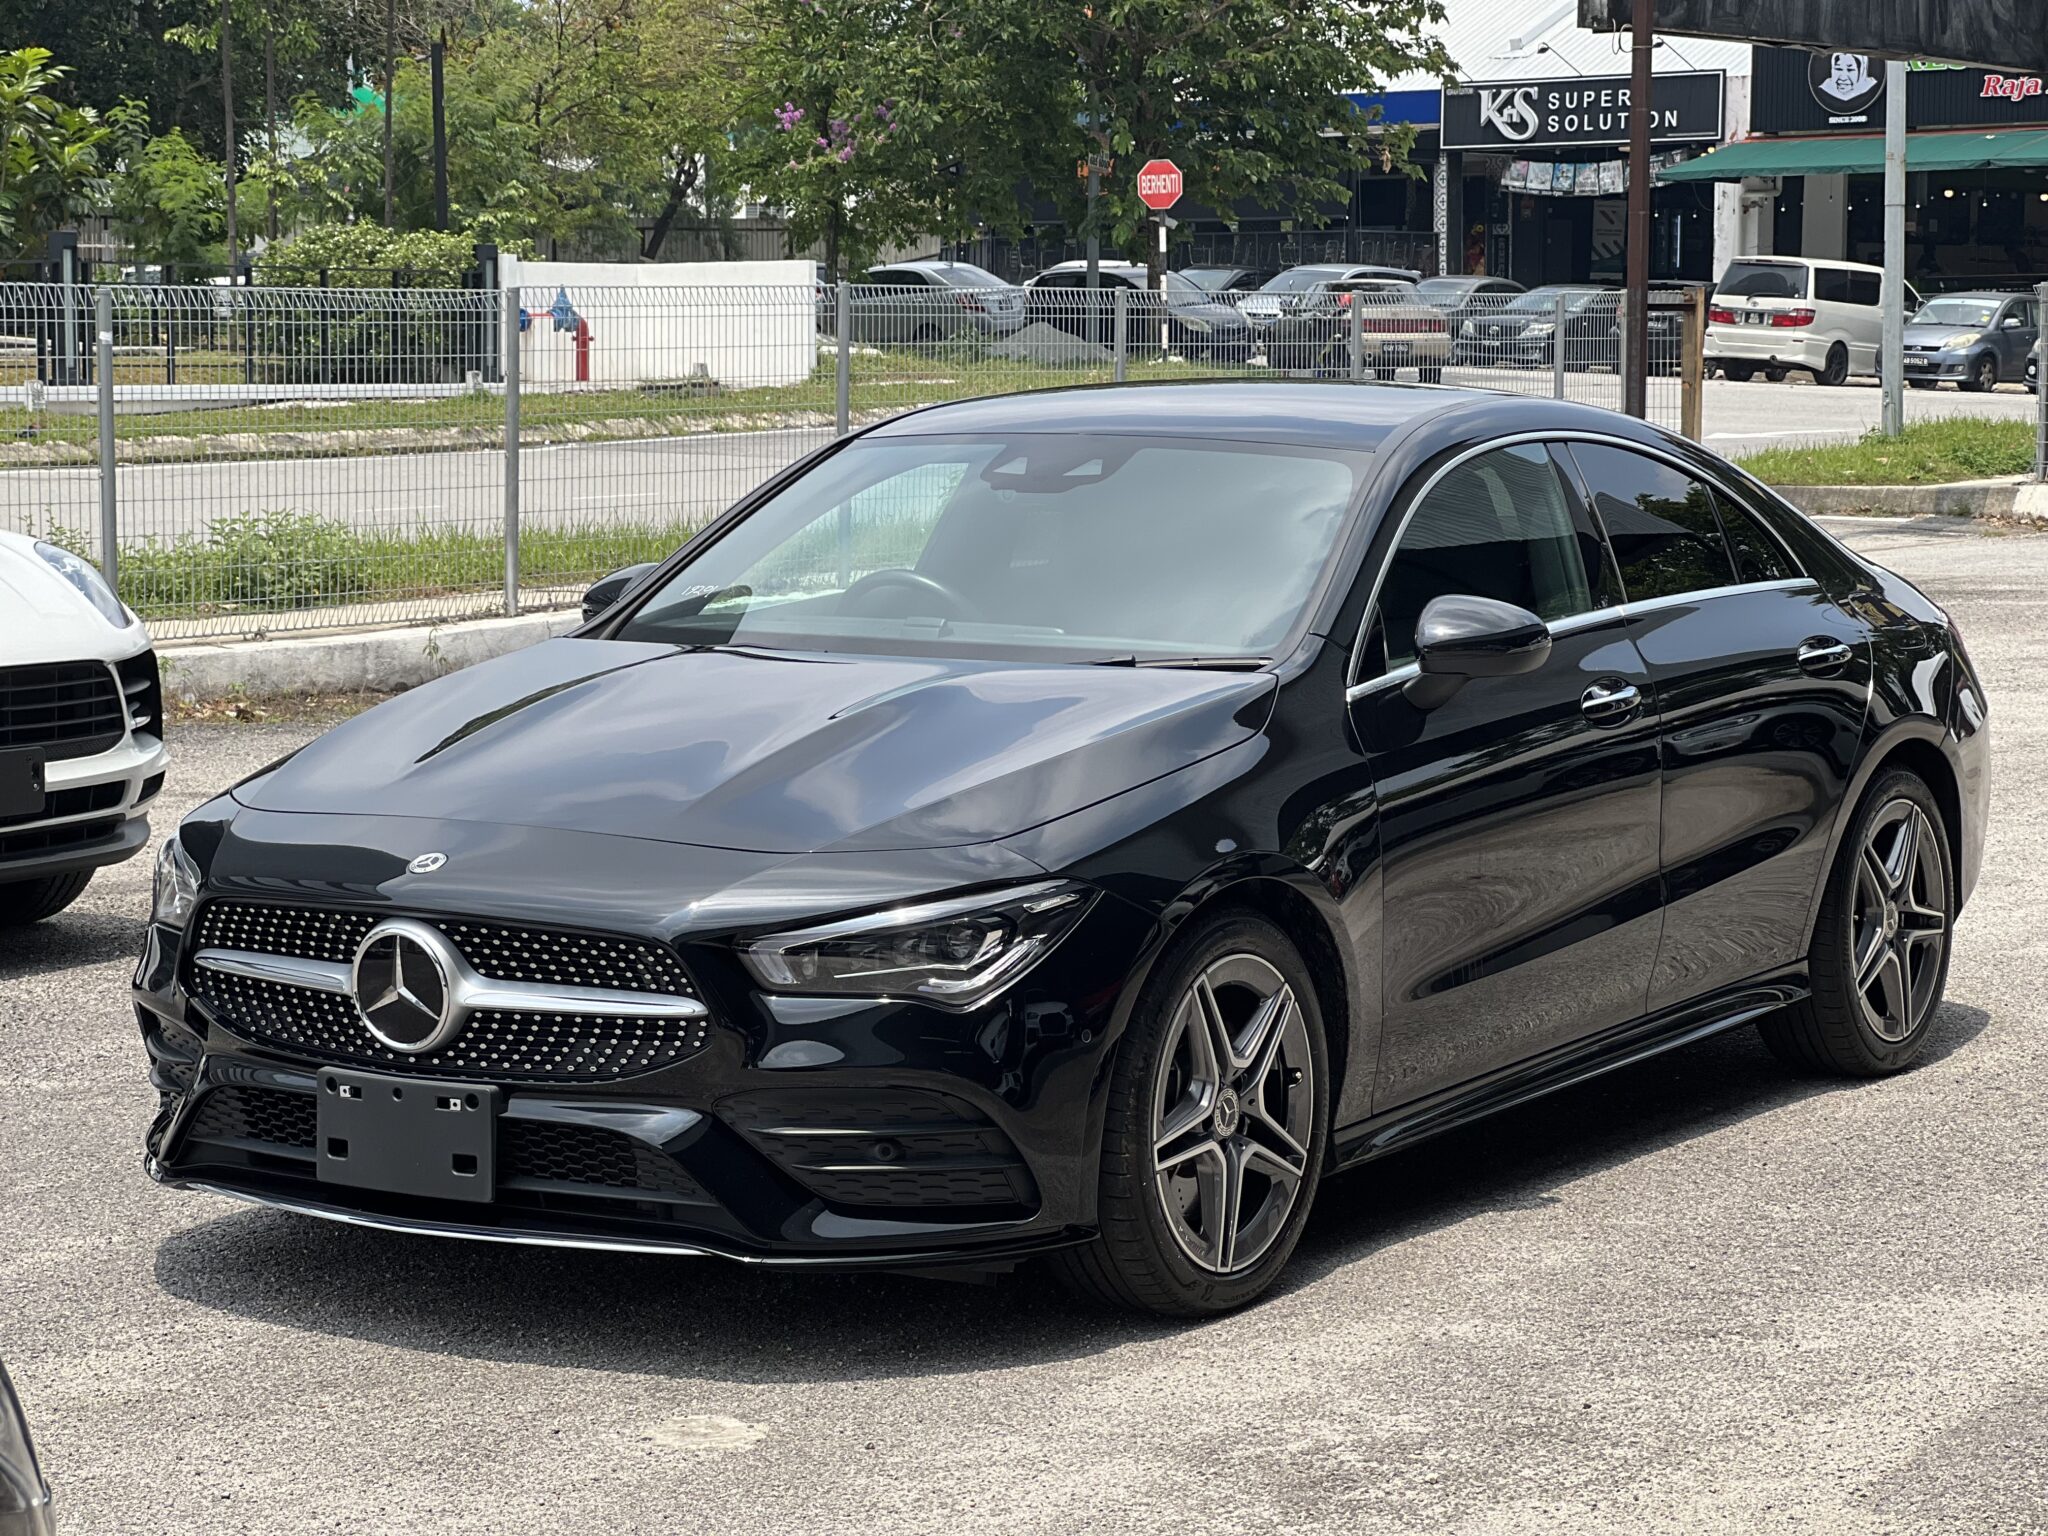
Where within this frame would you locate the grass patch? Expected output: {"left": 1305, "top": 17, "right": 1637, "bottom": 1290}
{"left": 1736, "top": 417, "right": 2041, "bottom": 486}
{"left": 54, "top": 511, "right": 698, "bottom": 620}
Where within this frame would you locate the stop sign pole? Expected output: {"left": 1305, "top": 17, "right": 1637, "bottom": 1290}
{"left": 1136, "top": 159, "right": 1183, "bottom": 357}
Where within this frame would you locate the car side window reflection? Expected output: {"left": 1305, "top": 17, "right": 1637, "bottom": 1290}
{"left": 1377, "top": 443, "right": 1595, "bottom": 668}
{"left": 1715, "top": 493, "right": 1797, "bottom": 585}
{"left": 1569, "top": 444, "right": 1738, "bottom": 602}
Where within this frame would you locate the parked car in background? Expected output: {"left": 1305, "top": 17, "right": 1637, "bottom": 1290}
{"left": 1021, "top": 262, "right": 1254, "bottom": 360}
{"left": 1897, "top": 291, "right": 2039, "bottom": 391}
{"left": 2028, "top": 352, "right": 2039, "bottom": 393}
{"left": 1414, "top": 275, "right": 1525, "bottom": 334}
{"left": 1260, "top": 278, "right": 1449, "bottom": 380}
{"left": 0, "top": 1362, "right": 53, "bottom": 1536}
{"left": 0, "top": 532, "right": 166, "bottom": 927}
{"left": 1451, "top": 285, "right": 1618, "bottom": 371}
{"left": 1178, "top": 265, "right": 1283, "bottom": 294}
{"left": 1707, "top": 256, "right": 1911, "bottom": 386}
{"left": 846, "top": 260, "right": 1027, "bottom": 344}
{"left": 1237, "top": 263, "right": 1424, "bottom": 330}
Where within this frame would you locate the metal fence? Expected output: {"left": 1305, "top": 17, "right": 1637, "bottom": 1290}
{"left": 0, "top": 280, "right": 1702, "bottom": 643}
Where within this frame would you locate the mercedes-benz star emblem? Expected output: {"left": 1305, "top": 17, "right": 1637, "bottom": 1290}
{"left": 351, "top": 919, "right": 460, "bottom": 1052}
{"left": 407, "top": 851, "right": 448, "bottom": 875}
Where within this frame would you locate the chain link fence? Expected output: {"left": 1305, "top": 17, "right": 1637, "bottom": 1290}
{"left": 0, "top": 279, "right": 1702, "bottom": 642}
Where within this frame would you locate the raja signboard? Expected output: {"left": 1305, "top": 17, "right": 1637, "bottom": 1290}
{"left": 1441, "top": 71, "right": 1725, "bottom": 151}
{"left": 1751, "top": 46, "right": 2048, "bottom": 134}
{"left": 1580, "top": 0, "right": 2048, "bottom": 74}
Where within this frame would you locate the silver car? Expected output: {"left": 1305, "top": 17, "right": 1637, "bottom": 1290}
{"left": 845, "top": 260, "right": 1027, "bottom": 345}
{"left": 1900, "top": 291, "right": 2040, "bottom": 392}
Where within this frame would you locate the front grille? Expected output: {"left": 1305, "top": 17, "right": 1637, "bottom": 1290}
{"left": 722, "top": 1089, "right": 1037, "bottom": 1212}
{"left": 187, "top": 1085, "right": 317, "bottom": 1151}
{"left": 0, "top": 662, "right": 125, "bottom": 757}
{"left": 0, "top": 779, "right": 124, "bottom": 830}
{"left": 0, "top": 817, "right": 121, "bottom": 861}
{"left": 193, "top": 901, "right": 694, "bottom": 994}
{"left": 195, "top": 969, "right": 710, "bottom": 1082}
{"left": 500, "top": 1119, "right": 702, "bottom": 1201}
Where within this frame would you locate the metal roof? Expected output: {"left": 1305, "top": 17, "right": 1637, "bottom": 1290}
{"left": 1376, "top": 0, "right": 1752, "bottom": 95}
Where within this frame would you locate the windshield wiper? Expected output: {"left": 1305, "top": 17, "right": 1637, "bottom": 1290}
{"left": 1090, "top": 655, "right": 1272, "bottom": 671}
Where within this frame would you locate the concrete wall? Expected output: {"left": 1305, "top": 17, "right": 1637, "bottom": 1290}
{"left": 500, "top": 257, "right": 817, "bottom": 391}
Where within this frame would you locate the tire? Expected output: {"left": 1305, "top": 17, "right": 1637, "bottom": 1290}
{"left": 1049, "top": 910, "right": 1330, "bottom": 1317}
{"left": 0, "top": 870, "right": 93, "bottom": 927}
{"left": 1722, "top": 363, "right": 1757, "bottom": 382}
{"left": 1959, "top": 352, "right": 1998, "bottom": 393}
{"left": 1418, "top": 364, "right": 1444, "bottom": 384}
{"left": 1372, "top": 365, "right": 1394, "bottom": 382}
{"left": 1764, "top": 367, "right": 1788, "bottom": 383}
{"left": 1816, "top": 343, "right": 1850, "bottom": 387}
{"left": 1759, "top": 770, "right": 1954, "bottom": 1077}
{"left": 1908, "top": 379, "right": 1937, "bottom": 390}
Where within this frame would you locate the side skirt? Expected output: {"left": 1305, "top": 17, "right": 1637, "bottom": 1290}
{"left": 1327, "top": 972, "right": 1809, "bottom": 1173}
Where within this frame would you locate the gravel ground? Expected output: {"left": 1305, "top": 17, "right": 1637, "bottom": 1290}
{"left": 2, "top": 516, "right": 2044, "bottom": 1535}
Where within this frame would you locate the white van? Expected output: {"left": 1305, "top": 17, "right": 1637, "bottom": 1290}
{"left": 1706, "top": 257, "right": 1919, "bottom": 385}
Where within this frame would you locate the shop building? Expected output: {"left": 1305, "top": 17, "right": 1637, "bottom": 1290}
{"left": 1662, "top": 48, "right": 2048, "bottom": 286}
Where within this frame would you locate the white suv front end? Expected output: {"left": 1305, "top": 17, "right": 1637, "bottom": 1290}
{"left": 0, "top": 532, "right": 168, "bottom": 926}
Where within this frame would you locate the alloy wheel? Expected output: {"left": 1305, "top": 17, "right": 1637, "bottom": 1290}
{"left": 1850, "top": 800, "right": 1948, "bottom": 1042}
{"left": 1150, "top": 953, "right": 1315, "bottom": 1274}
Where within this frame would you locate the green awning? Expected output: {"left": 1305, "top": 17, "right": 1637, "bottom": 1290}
{"left": 1658, "top": 128, "right": 2048, "bottom": 182}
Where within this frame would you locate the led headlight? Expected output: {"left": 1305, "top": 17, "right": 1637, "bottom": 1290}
{"left": 738, "top": 881, "right": 1096, "bottom": 1009}
{"left": 1523, "top": 320, "right": 1556, "bottom": 337}
{"left": 34, "top": 541, "right": 129, "bottom": 627}
{"left": 1459, "top": 320, "right": 1477, "bottom": 337}
{"left": 152, "top": 835, "right": 200, "bottom": 929}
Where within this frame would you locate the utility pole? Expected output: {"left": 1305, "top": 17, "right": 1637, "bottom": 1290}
{"left": 431, "top": 30, "right": 450, "bottom": 231}
{"left": 222, "top": 0, "right": 238, "bottom": 269}
{"left": 382, "top": 0, "right": 397, "bottom": 228}
{"left": 1085, "top": 86, "right": 1101, "bottom": 294}
{"left": 1881, "top": 58, "right": 1908, "bottom": 437}
{"left": 1622, "top": 0, "right": 1652, "bottom": 418}
{"left": 263, "top": 3, "right": 278, "bottom": 243}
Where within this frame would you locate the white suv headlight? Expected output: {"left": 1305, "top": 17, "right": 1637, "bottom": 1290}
{"left": 34, "top": 541, "right": 130, "bottom": 627}
{"left": 738, "top": 881, "right": 1096, "bottom": 1009}
{"left": 152, "top": 835, "right": 200, "bottom": 928}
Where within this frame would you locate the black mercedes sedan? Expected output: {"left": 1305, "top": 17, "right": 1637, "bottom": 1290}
{"left": 135, "top": 383, "right": 1989, "bottom": 1317}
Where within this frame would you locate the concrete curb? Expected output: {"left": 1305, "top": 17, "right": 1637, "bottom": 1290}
{"left": 1775, "top": 478, "right": 2048, "bottom": 523}
{"left": 159, "top": 609, "right": 582, "bottom": 701}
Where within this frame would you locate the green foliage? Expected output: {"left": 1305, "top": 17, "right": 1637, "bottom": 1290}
{"left": 258, "top": 221, "right": 530, "bottom": 285}
{"left": 0, "top": 48, "right": 122, "bottom": 261}
{"left": 1736, "top": 419, "right": 2042, "bottom": 487}
{"left": 112, "top": 127, "right": 228, "bottom": 267}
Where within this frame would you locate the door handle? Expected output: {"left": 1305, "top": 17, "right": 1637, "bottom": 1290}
{"left": 1797, "top": 640, "right": 1854, "bottom": 675}
{"left": 1580, "top": 681, "right": 1641, "bottom": 722}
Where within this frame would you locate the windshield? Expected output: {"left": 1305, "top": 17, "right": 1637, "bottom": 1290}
{"left": 1912, "top": 297, "right": 2000, "bottom": 328}
{"left": 614, "top": 435, "right": 1367, "bottom": 662}
{"left": 1510, "top": 288, "right": 1595, "bottom": 311}
{"left": 931, "top": 265, "right": 1008, "bottom": 288}
{"left": 1259, "top": 269, "right": 1341, "bottom": 294}
{"left": 1717, "top": 261, "right": 1808, "bottom": 299}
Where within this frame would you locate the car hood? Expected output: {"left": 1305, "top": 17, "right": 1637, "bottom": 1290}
{"left": 1902, "top": 322, "right": 1986, "bottom": 347}
{"left": 0, "top": 530, "right": 152, "bottom": 664}
{"left": 237, "top": 638, "right": 1277, "bottom": 855}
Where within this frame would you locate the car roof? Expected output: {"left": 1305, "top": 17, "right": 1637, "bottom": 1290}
{"left": 1922, "top": 289, "right": 2026, "bottom": 301}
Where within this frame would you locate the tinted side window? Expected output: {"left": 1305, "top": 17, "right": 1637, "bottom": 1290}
{"left": 1569, "top": 444, "right": 1736, "bottom": 601}
{"left": 1378, "top": 444, "right": 1594, "bottom": 666}
{"left": 1846, "top": 271, "right": 1881, "bottom": 306}
{"left": 1715, "top": 492, "right": 1797, "bottom": 583}
{"left": 1814, "top": 268, "right": 1852, "bottom": 304}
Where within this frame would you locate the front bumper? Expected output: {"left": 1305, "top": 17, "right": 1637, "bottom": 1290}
{"left": 1898, "top": 348, "right": 1972, "bottom": 381}
{"left": 2, "top": 730, "right": 166, "bottom": 881}
{"left": 134, "top": 870, "right": 1154, "bottom": 1269}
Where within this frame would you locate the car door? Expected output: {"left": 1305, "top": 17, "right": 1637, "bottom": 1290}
{"left": 1349, "top": 441, "right": 1664, "bottom": 1111}
{"left": 856, "top": 267, "right": 918, "bottom": 344}
{"left": 1562, "top": 441, "right": 1874, "bottom": 1012}
{"left": 1997, "top": 298, "right": 2038, "bottom": 379}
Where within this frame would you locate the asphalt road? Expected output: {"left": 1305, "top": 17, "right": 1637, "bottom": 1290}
{"left": 3, "top": 517, "right": 2045, "bottom": 1534}
{"left": 2, "top": 375, "right": 2038, "bottom": 545}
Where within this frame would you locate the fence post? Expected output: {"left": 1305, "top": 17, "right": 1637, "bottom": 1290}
{"left": 1349, "top": 297, "right": 1364, "bottom": 382}
{"left": 835, "top": 281, "right": 851, "bottom": 436}
{"left": 241, "top": 260, "right": 256, "bottom": 385}
{"left": 503, "top": 285, "right": 521, "bottom": 617}
{"left": 1681, "top": 285, "right": 1707, "bottom": 443}
{"left": 1552, "top": 291, "right": 1568, "bottom": 399}
{"left": 1113, "top": 287, "right": 1128, "bottom": 382}
{"left": 1617, "top": 290, "right": 1632, "bottom": 412}
{"left": 95, "top": 287, "right": 117, "bottom": 589}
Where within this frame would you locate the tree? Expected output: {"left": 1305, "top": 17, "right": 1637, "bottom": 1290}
{"left": 1001, "top": 0, "right": 1455, "bottom": 283}
{"left": 0, "top": 48, "right": 122, "bottom": 261}
{"left": 733, "top": 0, "right": 1069, "bottom": 278}
{"left": 111, "top": 126, "right": 229, "bottom": 267}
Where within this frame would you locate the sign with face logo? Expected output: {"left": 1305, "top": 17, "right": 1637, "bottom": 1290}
{"left": 1809, "top": 51, "right": 1885, "bottom": 120}
{"left": 1752, "top": 46, "right": 2048, "bottom": 133}
{"left": 1441, "top": 71, "right": 1726, "bottom": 150}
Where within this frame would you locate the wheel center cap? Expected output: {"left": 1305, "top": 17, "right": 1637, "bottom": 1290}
{"left": 1213, "top": 1088, "right": 1242, "bottom": 1137}
{"left": 1883, "top": 903, "right": 1899, "bottom": 939}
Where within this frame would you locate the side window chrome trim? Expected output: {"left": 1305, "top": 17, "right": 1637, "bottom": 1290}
{"left": 1348, "top": 429, "right": 1811, "bottom": 693}
{"left": 1343, "top": 578, "right": 1819, "bottom": 705}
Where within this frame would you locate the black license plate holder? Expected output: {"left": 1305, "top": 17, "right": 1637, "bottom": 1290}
{"left": 315, "top": 1068, "right": 499, "bottom": 1203}
{"left": 0, "top": 749, "right": 45, "bottom": 818}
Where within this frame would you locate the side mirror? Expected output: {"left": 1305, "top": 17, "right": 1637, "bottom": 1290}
{"left": 581, "top": 562, "right": 659, "bottom": 623}
{"left": 1404, "top": 594, "right": 1552, "bottom": 710}
{"left": 2002, "top": 314, "right": 2026, "bottom": 329}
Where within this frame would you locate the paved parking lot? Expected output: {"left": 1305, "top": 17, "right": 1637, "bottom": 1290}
{"left": 3, "top": 517, "right": 2045, "bottom": 1535}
